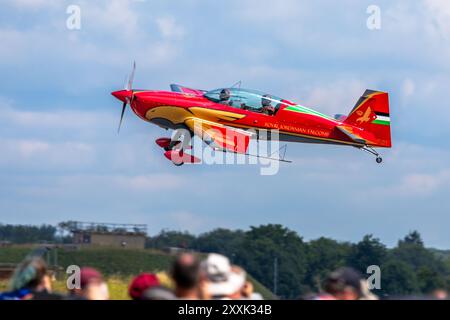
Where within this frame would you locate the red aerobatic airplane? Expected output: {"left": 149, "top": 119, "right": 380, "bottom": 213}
{"left": 112, "top": 63, "right": 391, "bottom": 166}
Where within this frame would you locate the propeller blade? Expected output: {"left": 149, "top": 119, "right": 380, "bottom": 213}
{"left": 126, "top": 61, "right": 136, "bottom": 91}
{"left": 117, "top": 100, "right": 127, "bottom": 134}
{"left": 118, "top": 62, "right": 136, "bottom": 133}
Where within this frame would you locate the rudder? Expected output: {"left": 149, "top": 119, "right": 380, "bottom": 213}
{"left": 344, "top": 90, "right": 391, "bottom": 148}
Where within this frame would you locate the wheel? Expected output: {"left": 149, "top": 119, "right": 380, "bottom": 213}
{"left": 165, "top": 140, "right": 182, "bottom": 152}
{"left": 172, "top": 149, "right": 185, "bottom": 166}
{"left": 376, "top": 157, "right": 383, "bottom": 164}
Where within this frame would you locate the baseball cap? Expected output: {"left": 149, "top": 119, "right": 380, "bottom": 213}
{"left": 202, "top": 253, "right": 246, "bottom": 297}
{"left": 128, "top": 273, "right": 160, "bottom": 300}
{"left": 80, "top": 267, "right": 103, "bottom": 288}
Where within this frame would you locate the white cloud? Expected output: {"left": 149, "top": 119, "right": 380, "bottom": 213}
{"left": 303, "top": 80, "right": 367, "bottom": 115}
{"left": 11, "top": 173, "right": 184, "bottom": 211}
{"left": 167, "top": 211, "right": 208, "bottom": 233}
{"left": 385, "top": 1, "right": 450, "bottom": 66}
{"left": 81, "top": 0, "right": 139, "bottom": 39}
{"left": 5, "top": 0, "right": 58, "bottom": 9}
{"left": 402, "top": 78, "right": 415, "bottom": 99}
{"left": 0, "top": 101, "right": 168, "bottom": 172}
{"left": 385, "top": 2, "right": 422, "bottom": 34}
{"left": 0, "top": 1, "right": 184, "bottom": 73}
{"left": 361, "top": 142, "right": 450, "bottom": 198}
{"left": 114, "top": 174, "right": 184, "bottom": 191}
{"left": 234, "top": 0, "right": 309, "bottom": 22}
{"left": 423, "top": 0, "right": 450, "bottom": 39}
{"left": 9, "top": 172, "right": 186, "bottom": 203}
{"left": 389, "top": 171, "right": 450, "bottom": 196}
{"left": 0, "top": 138, "right": 95, "bottom": 168}
{"left": 0, "top": 29, "right": 28, "bottom": 61}
{"left": 156, "top": 16, "right": 185, "bottom": 39}
{"left": 16, "top": 140, "right": 50, "bottom": 157}
{"left": 0, "top": 103, "right": 96, "bottom": 170}
{"left": 0, "top": 101, "right": 122, "bottom": 143}
{"left": 0, "top": 104, "right": 108, "bottom": 130}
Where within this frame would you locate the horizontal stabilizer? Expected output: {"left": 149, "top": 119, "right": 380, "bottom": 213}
{"left": 334, "top": 114, "right": 347, "bottom": 122}
{"left": 336, "top": 125, "right": 366, "bottom": 145}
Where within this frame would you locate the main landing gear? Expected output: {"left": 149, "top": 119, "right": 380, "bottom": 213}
{"left": 155, "top": 127, "right": 200, "bottom": 166}
{"left": 361, "top": 146, "right": 383, "bottom": 164}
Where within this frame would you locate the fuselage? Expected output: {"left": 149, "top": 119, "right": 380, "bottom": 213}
{"left": 112, "top": 89, "right": 374, "bottom": 147}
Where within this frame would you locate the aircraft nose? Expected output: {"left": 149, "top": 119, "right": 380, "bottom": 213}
{"left": 111, "top": 90, "right": 131, "bottom": 103}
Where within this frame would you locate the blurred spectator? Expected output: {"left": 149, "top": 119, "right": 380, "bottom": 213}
{"left": 171, "top": 253, "right": 202, "bottom": 299}
{"left": 129, "top": 272, "right": 175, "bottom": 300}
{"left": 69, "top": 267, "right": 109, "bottom": 300}
{"left": 241, "top": 280, "right": 254, "bottom": 299}
{"left": 129, "top": 273, "right": 160, "bottom": 300}
{"left": 10, "top": 250, "right": 450, "bottom": 301}
{"left": 359, "top": 279, "right": 379, "bottom": 300}
{"left": 142, "top": 286, "right": 176, "bottom": 300}
{"left": 322, "top": 267, "right": 364, "bottom": 300}
{"left": 201, "top": 253, "right": 247, "bottom": 300}
{"left": 0, "top": 257, "right": 63, "bottom": 300}
{"left": 431, "top": 289, "right": 448, "bottom": 300}
{"left": 241, "top": 281, "right": 263, "bottom": 300}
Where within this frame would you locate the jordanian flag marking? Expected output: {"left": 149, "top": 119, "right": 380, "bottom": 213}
{"left": 373, "top": 112, "right": 390, "bottom": 125}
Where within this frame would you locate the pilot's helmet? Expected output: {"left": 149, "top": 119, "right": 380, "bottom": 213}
{"left": 220, "top": 89, "right": 231, "bottom": 101}
{"left": 262, "top": 95, "right": 272, "bottom": 107}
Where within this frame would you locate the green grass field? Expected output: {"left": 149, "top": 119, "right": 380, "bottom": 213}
{"left": 0, "top": 246, "right": 274, "bottom": 300}
{"left": 0, "top": 276, "right": 133, "bottom": 300}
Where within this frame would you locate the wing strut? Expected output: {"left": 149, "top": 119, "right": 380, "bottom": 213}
{"left": 214, "top": 143, "right": 293, "bottom": 163}
{"left": 270, "top": 144, "right": 288, "bottom": 162}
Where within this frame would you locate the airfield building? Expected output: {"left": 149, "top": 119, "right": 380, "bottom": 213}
{"left": 63, "top": 221, "right": 147, "bottom": 250}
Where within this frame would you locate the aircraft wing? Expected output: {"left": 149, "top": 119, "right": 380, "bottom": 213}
{"left": 185, "top": 118, "right": 254, "bottom": 154}
{"left": 336, "top": 125, "right": 366, "bottom": 145}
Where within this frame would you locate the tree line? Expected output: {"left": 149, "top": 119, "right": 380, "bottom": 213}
{"left": 146, "top": 225, "right": 450, "bottom": 298}
{"left": 0, "top": 224, "right": 57, "bottom": 244}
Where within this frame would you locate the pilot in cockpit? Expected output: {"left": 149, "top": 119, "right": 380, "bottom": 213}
{"left": 218, "top": 89, "right": 232, "bottom": 106}
{"left": 261, "top": 95, "right": 275, "bottom": 115}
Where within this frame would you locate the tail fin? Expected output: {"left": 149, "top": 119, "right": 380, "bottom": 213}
{"left": 344, "top": 90, "right": 391, "bottom": 148}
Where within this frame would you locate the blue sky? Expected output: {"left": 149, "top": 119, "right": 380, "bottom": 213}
{"left": 1, "top": 0, "right": 450, "bottom": 248}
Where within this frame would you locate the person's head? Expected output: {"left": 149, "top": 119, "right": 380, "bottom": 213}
{"left": 171, "top": 253, "right": 201, "bottom": 298}
{"left": 228, "top": 266, "right": 246, "bottom": 300}
{"left": 220, "top": 89, "right": 231, "bottom": 101}
{"left": 70, "top": 267, "right": 109, "bottom": 300}
{"left": 241, "top": 281, "right": 254, "bottom": 299}
{"left": 323, "top": 267, "right": 363, "bottom": 300}
{"left": 431, "top": 289, "right": 448, "bottom": 300}
{"left": 240, "top": 281, "right": 263, "bottom": 300}
{"left": 262, "top": 95, "right": 272, "bottom": 107}
{"left": 10, "top": 257, "right": 52, "bottom": 293}
{"left": 359, "top": 279, "right": 378, "bottom": 300}
{"left": 128, "top": 273, "right": 160, "bottom": 300}
{"left": 201, "top": 253, "right": 246, "bottom": 300}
